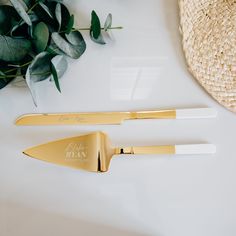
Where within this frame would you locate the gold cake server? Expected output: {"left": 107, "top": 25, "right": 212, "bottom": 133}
{"left": 16, "top": 108, "right": 217, "bottom": 125}
{"left": 23, "top": 132, "right": 216, "bottom": 172}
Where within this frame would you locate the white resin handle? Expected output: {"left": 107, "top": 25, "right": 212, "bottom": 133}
{"left": 176, "top": 108, "right": 217, "bottom": 119}
{"left": 175, "top": 144, "right": 216, "bottom": 155}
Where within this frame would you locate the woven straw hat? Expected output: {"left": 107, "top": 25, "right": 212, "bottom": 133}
{"left": 179, "top": 0, "right": 236, "bottom": 113}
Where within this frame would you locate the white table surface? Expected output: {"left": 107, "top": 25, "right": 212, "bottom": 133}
{"left": 1, "top": 0, "right": 236, "bottom": 235}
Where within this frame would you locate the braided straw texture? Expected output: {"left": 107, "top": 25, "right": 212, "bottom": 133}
{"left": 179, "top": 0, "right": 236, "bottom": 113}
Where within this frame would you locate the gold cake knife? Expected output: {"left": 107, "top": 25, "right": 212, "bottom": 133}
{"left": 15, "top": 108, "right": 217, "bottom": 126}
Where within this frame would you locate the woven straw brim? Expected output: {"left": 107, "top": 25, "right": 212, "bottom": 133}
{"left": 179, "top": 0, "right": 236, "bottom": 113}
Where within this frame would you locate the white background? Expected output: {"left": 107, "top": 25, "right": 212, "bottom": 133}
{"left": 1, "top": 0, "right": 236, "bottom": 235}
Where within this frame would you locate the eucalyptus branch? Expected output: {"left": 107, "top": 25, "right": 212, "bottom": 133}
{"left": 0, "top": 0, "right": 122, "bottom": 104}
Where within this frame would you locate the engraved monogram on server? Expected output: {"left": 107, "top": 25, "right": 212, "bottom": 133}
{"left": 65, "top": 142, "right": 88, "bottom": 161}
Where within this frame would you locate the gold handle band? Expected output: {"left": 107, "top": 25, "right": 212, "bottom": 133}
{"left": 115, "top": 146, "right": 175, "bottom": 155}
{"left": 129, "top": 110, "right": 176, "bottom": 120}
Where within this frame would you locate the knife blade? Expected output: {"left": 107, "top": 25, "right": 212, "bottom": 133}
{"left": 15, "top": 108, "right": 217, "bottom": 126}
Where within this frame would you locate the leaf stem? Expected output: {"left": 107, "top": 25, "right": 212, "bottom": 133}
{"left": 0, "top": 74, "right": 21, "bottom": 79}
{"left": 59, "top": 26, "right": 123, "bottom": 34}
{"left": 3, "top": 61, "right": 32, "bottom": 74}
{"left": 27, "top": 2, "right": 39, "bottom": 13}
{"left": 0, "top": 71, "right": 51, "bottom": 79}
{"left": 78, "top": 26, "right": 123, "bottom": 31}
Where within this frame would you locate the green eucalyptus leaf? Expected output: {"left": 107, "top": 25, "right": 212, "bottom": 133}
{"left": 33, "top": 22, "right": 49, "bottom": 53}
{"left": 90, "top": 31, "right": 106, "bottom": 45}
{"left": 11, "top": 12, "right": 38, "bottom": 32}
{"left": 50, "top": 61, "right": 61, "bottom": 92}
{"left": 0, "top": 5, "right": 19, "bottom": 35}
{"left": 0, "top": 67, "right": 17, "bottom": 89}
{"left": 26, "top": 52, "right": 52, "bottom": 105}
{"left": 51, "top": 55, "right": 67, "bottom": 78}
{"left": 18, "top": 0, "right": 28, "bottom": 11}
{"left": 65, "top": 30, "right": 84, "bottom": 46}
{"left": 28, "top": 13, "right": 39, "bottom": 22}
{"left": 47, "top": 39, "right": 65, "bottom": 56}
{"left": 51, "top": 32, "right": 86, "bottom": 59}
{"left": 11, "top": 19, "right": 26, "bottom": 35}
{"left": 0, "top": 77, "right": 11, "bottom": 89}
{"left": 55, "top": 3, "right": 70, "bottom": 32}
{"left": 66, "top": 14, "right": 74, "bottom": 34}
{"left": 34, "top": 2, "right": 58, "bottom": 31}
{"left": 55, "top": 3, "right": 61, "bottom": 30}
{"left": 0, "top": 7, "right": 9, "bottom": 34}
{"left": 104, "top": 13, "right": 112, "bottom": 31}
{"left": 27, "top": 52, "right": 52, "bottom": 82}
{"left": 26, "top": 14, "right": 39, "bottom": 38}
{"left": 11, "top": 23, "right": 29, "bottom": 37}
{"left": 28, "top": 24, "right": 33, "bottom": 38}
{"left": 38, "top": 2, "right": 53, "bottom": 18}
{"left": 90, "top": 10, "right": 101, "bottom": 39}
{"left": 0, "top": 36, "right": 31, "bottom": 62}
{"left": 10, "top": 0, "right": 32, "bottom": 26}
{"left": 90, "top": 10, "right": 106, "bottom": 44}
{"left": 61, "top": 4, "right": 70, "bottom": 31}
